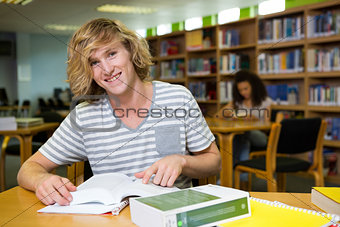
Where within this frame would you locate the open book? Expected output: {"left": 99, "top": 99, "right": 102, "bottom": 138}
{"left": 38, "top": 173, "right": 179, "bottom": 214}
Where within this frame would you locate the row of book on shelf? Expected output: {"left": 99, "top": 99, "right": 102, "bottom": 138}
{"left": 219, "top": 54, "right": 250, "bottom": 74}
{"left": 307, "top": 9, "right": 340, "bottom": 38}
{"left": 186, "top": 29, "right": 214, "bottom": 50}
{"left": 187, "top": 58, "right": 216, "bottom": 76}
{"left": 160, "top": 40, "right": 180, "bottom": 56}
{"left": 219, "top": 81, "right": 233, "bottom": 103}
{"left": 159, "top": 60, "right": 185, "bottom": 79}
{"left": 258, "top": 15, "right": 305, "bottom": 44}
{"left": 258, "top": 49, "right": 304, "bottom": 74}
{"left": 325, "top": 117, "right": 340, "bottom": 142}
{"left": 219, "top": 29, "right": 240, "bottom": 48}
{"left": 188, "top": 81, "right": 216, "bottom": 101}
{"left": 309, "top": 84, "right": 340, "bottom": 106}
{"left": 266, "top": 84, "right": 299, "bottom": 105}
{"left": 307, "top": 46, "right": 340, "bottom": 72}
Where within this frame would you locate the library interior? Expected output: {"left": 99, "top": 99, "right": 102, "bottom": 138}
{"left": 1, "top": 0, "right": 340, "bottom": 226}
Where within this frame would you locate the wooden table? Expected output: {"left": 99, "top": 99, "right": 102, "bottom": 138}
{"left": 205, "top": 118, "right": 272, "bottom": 187}
{"left": 0, "top": 123, "right": 59, "bottom": 164}
{"left": 0, "top": 187, "right": 322, "bottom": 227}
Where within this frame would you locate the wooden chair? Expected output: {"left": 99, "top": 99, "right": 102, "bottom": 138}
{"left": 67, "top": 162, "right": 85, "bottom": 187}
{"left": 234, "top": 123, "right": 281, "bottom": 191}
{"left": 0, "top": 112, "right": 63, "bottom": 191}
{"left": 234, "top": 118, "right": 327, "bottom": 192}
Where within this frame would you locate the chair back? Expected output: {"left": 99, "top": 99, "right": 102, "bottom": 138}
{"left": 265, "top": 123, "right": 281, "bottom": 174}
{"left": 33, "top": 111, "right": 63, "bottom": 143}
{"left": 277, "top": 118, "right": 322, "bottom": 155}
{"left": 35, "top": 111, "right": 64, "bottom": 123}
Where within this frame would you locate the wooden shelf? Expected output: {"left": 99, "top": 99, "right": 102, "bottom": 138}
{"left": 159, "top": 31, "right": 185, "bottom": 39}
{"left": 271, "top": 105, "right": 306, "bottom": 111}
{"left": 325, "top": 175, "right": 340, "bottom": 184}
{"left": 146, "top": 36, "right": 157, "bottom": 41}
{"left": 324, "top": 140, "right": 340, "bottom": 148}
{"left": 259, "top": 73, "right": 305, "bottom": 80}
{"left": 197, "top": 100, "right": 218, "bottom": 104}
{"left": 257, "top": 39, "right": 304, "bottom": 50}
{"left": 147, "top": 0, "right": 340, "bottom": 125}
{"left": 187, "top": 73, "right": 217, "bottom": 78}
{"left": 259, "top": 5, "right": 305, "bottom": 19}
{"left": 220, "top": 43, "right": 256, "bottom": 51}
{"left": 187, "top": 46, "right": 217, "bottom": 53}
{"left": 220, "top": 73, "right": 236, "bottom": 77}
{"left": 158, "top": 54, "right": 185, "bottom": 61}
{"left": 219, "top": 17, "right": 256, "bottom": 26}
{"left": 159, "top": 78, "right": 186, "bottom": 83}
{"left": 308, "top": 106, "right": 340, "bottom": 112}
{"left": 307, "top": 71, "right": 340, "bottom": 78}
{"left": 307, "top": 34, "right": 340, "bottom": 44}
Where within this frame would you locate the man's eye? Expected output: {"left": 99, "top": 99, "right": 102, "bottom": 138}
{"left": 90, "top": 61, "right": 99, "bottom": 66}
{"left": 109, "top": 52, "right": 116, "bottom": 57}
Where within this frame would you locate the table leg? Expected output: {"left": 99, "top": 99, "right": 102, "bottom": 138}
{"left": 21, "top": 135, "right": 33, "bottom": 165}
{"left": 218, "top": 132, "right": 243, "bottom": 187}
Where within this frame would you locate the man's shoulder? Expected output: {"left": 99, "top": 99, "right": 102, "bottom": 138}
{"left": 75, "top": 99, "right": 108, "bottom": 114}
{"left": 154, "top": 80, "right": 191, "bottom": 96}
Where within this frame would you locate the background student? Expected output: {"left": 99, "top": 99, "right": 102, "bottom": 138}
{"left": 216, "top": 70, "right": 273, "bottom": 170}
{"left": 17, "top": 18, "right": 221, "bottom": 206}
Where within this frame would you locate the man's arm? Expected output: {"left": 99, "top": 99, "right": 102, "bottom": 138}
{"left": 135, "top": 142, "right": 221, "bottom": 187}
{"left": 17, "top": 151, "right": 76, "bottom": 205}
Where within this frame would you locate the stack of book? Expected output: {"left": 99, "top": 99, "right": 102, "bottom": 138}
{"left": 311, "top": 187, "right": 340, "bottom": 216}
{"left": 16, "top": 117, "right": 44, "bottom": 127}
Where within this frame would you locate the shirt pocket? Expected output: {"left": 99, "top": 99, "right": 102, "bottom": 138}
{"left": 155, "top": 126, "right": 182, "bottom": 157}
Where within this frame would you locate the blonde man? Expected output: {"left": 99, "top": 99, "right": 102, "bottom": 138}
{"left": 18, "top": 18, "right": 221, "bottom": 206}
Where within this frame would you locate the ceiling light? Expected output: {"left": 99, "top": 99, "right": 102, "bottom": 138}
{"left": 0, "top": 0, "right": 33, "bottom": 5}
{"left": 45, "top": 24, "right": 80, "bottom": 31}
{"left": 185, "top": 17, "right": 203, "bottom": 31}
{"left": 218, "top": 8, "right": 240, "bottom": 24}
{"left": 97, "top": 4, "right": 156, "bottom": 14}
{"left": 259, "top": 0, "right": 285, "bottom": 15}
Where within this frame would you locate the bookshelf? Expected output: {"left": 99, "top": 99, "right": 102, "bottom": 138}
{"left": 146, "top": 0, "right": 340, "bottom": 181}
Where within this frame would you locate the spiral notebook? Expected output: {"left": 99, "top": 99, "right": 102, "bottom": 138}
{"left": 219, "top": 197, "right": 340, "bottom": 227}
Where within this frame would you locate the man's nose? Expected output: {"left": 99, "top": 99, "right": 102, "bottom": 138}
{"left": 102, "top": 60, "right": 114, "bottom": 75}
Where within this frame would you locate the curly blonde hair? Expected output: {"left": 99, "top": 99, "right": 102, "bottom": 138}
{"left": 67, "top": 18, "right": 153, "bottom": 100}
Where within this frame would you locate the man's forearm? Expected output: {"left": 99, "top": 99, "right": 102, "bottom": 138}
{"left": 182, "top": 144, "right": 221, "bottom": 178}
{"left": 17, "top": 161, "right": 52, "bottom": 192}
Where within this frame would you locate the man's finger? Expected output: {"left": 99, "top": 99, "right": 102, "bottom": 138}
{"left": 142, "top": 165, "right": 158, "bottom": 184}
{"left": 167, "top": 171, "right": 178, "bottom": 187}
{"left": 134, "top": 171, "right": 145, "bottom": 179}
{"left": 159, "top": 169, "right": 171, "bottom": 187}
{"left": 49, "top": 186, "right": 69, "bottom": 206}
{"left": 153, "top": 166, "right": 166, "bottom": 185}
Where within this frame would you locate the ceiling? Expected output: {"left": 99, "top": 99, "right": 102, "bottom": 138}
{"left": 0, "top": 0, "right": 261, "bottom": 36}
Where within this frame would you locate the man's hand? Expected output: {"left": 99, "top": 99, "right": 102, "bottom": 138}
{"left": 35, "top": 174, "right": 77, "bottom": 206}
{"left": 135, "top": 154, "right": 187, "bottom": 187}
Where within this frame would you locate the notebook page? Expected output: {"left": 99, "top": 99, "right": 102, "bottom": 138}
{"left": 219, "top": 197, "right": 340, "bottom": 227}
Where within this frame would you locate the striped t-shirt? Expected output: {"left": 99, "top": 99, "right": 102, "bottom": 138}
{"left": 40, "top": 81, "right": 215, "bottom": 188}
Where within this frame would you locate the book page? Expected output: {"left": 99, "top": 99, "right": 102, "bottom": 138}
{"left": 70, "top": 173, "right": 133, "bottom": 205}
{"left": 115, "top": 178, "right": 180, "bottom": 201}
{"left": 38, "top": 202, "right": 119, "bottom": 214}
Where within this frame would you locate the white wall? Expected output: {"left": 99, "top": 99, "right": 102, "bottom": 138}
{"left": 16, "top": 33, "right": 71, "bottom": 115}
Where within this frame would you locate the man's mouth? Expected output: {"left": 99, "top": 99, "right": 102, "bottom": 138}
{"left": 105, "top": 72, "right": 122, "bottom": 82}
